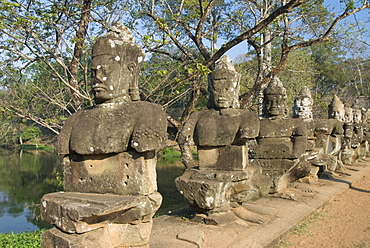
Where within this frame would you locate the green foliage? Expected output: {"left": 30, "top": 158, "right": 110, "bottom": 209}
{"left": 0, "top": 230, "right": 43, "bottom": 247}
{"left": 20, "top": 126, "right": 42, "bottom": 144}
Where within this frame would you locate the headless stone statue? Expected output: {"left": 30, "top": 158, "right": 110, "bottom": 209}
{"left": 40, "top": 22, "right": 167, "bottom": 248}
{"left": 176, "top": 56, "right": 271, "bottom": 224}
{"left": 249, "top": 78, "right": 310, "bottom": 192}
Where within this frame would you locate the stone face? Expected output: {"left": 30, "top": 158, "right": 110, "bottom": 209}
{"left": 262, "top": 77, "right": 288, "bottom": 119}
{"left": 40, "top": 191, "right": 162, "bottom": 233}
{"left": 63, "top": 151, "right": 157, "bottom": 195}
{"left": 328, "top": 95, "right": 345, "bottom": 121}
{"left": 292, "top": 86, "right": 313, "bottom": 120}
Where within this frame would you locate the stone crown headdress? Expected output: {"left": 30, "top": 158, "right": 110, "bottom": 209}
{"left": 297, "top": 86, "right": 312, "bottom": 99}
{"left": 328, "top": 95, "right": 343, "bottom": 109}
{"left": 92, "top": 22, "right": 144, "bottom": 101}
{"left": 208, "top": 55, "right": 241, "bottom": 109}
{"left": 264, "top": 77, "right": 286, "bottom": 96}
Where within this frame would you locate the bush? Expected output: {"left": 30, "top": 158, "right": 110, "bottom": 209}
{"left": 0, "top": 230, "right": 43, "bottom": 248}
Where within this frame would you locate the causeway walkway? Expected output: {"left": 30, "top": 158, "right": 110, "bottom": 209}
{"left": 149, "top": 158, "right": 370, "bottom": 248}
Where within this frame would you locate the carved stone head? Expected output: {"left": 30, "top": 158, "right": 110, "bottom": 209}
{"left": 353, "top": 108, "right": 362, "bottom": 124}
{"left": 262, "top": 77, "right": 287, "bottom": 119}
{"left": 208, "top": 55, "right": 241, "bottom": 110}
{"left": 292, "top": 86, "right": 313, "bottom": 119}
{"left": 91, "top": 22, "right": 145, "bottom": 104}
{"left": 328, "top": 95, "right": 345, "bottom": 121}
{"left": 344, "top": 107, "right": 354, "bottom": 123}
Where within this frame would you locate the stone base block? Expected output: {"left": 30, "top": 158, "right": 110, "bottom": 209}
{"left": 249, "top": 158, "right": 303, "bottom": 192}
{"left": 175, "top": 167, "right": 271, "bottom": 210}
{"left": 341, "top": 148, "right": 355, "bottom": 165}
{"left": 64, "top": 150, "right": 157, "bottom": 195}
{"left": 41, "top": 221, "right": 152, "bottom": 248}
{"left": 41, "top": 191, "right": 161, "bottom": 234}
{"left": 198, "top": 145, "right": 248, "bottom": 170}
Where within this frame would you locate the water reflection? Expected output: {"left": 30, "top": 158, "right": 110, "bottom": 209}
{"left": 0, "top": 149, "right": 187, "bottom": 233}
{"left": 0, "top": 149, "right": 63, "bottom": 233}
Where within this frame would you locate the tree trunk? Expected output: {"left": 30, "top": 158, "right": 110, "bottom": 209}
{"left": 67, "top": 0, "right": 93, "bottom": 110}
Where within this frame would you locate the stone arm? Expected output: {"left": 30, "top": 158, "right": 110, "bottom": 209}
{"left": 329, "top": 136, "right": 342, "bottom": 156}
{"left": 131, "top": 103, "right": 168, "bottom": 153}
{"left": 177, "top": 112, "right": 202, "bottom": 146}
{"left": 54, "top": 111, "right": 83, "bottom": 155}
{"left": 238, "top": 111, "right": 260, "bottom": 143}
{"left": 291, "top": 120, "right": 308, "bottom": 158}
{"left": 177, "top": 112, "right": 201, "bottom": 168}
{"left": 330, "top": 120, "right": 344, "bottom": 156}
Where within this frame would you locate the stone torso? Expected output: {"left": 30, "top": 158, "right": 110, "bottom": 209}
{"left": 192, "top": 109, "right": 259, "bottom": 147}
{"left": 56, "top": 101, "right": 167, "bottom": 155}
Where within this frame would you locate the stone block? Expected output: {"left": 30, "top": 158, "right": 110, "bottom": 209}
{"left": 41, "top": 221, "right": 152, "bottom": 248}
{"left": 175, "top": 171, "right": 231, "bottom": 209}
{"left": 40, "top": 191, "right": 161, "bottom": 234}
{"left": 259, "top": 119, "right": 306, "bottom": 138}
{"left": 249, "top": 158, "right": 297, "bottom": 191}
{"left": 64, "top": 150, "right": 157, "bottom": 195}
{"left": 175, "top": 167, "right": 271, "bottom": 209}
{"left": 198, "top": 145, "right": 248, "bottom": 170}
{"left": 229, "top": 174, "right": 272, "bottom": 202}
{"left": 253, "top": 138, "right": 295, "bottom": 159}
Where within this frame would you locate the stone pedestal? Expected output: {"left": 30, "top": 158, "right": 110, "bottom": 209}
{"left": 41, "top": 192, "right": 162, "bottom": 233}
{"left": 40, "top": 191, "right": 161, "bottom": 247}
{"left": 198, "top": 145, "right": 248, "bottom": 170}
{"left": 175, "top": 167, "right": 271, "bottom": 210}
{"left": 64, "top": 150, "right": 157, "bottom": 195}
{"left": 41, "top": 222, "right": 152, "bottom": 248}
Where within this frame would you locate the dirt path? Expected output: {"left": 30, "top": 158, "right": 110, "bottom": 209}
{"left": 276, "top": 170, "right": 370, "bottom": 248}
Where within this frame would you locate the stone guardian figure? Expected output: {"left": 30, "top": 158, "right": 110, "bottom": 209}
{"left": 249, "top": 77, "right": 311, "bottom": 192}
{"left": 176, "top": 56, "right": 271, "bottom": 224}
{"left": 40, "top": 22, "right": 167, "bottom": 248}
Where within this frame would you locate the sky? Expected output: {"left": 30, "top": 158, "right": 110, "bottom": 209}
{"left": 225, "top": 0, "right": 369, "bottom": 62}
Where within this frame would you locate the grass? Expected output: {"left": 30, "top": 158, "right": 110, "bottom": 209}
{"left": 19, "top": 144, "right": 54, "bottom": 152}
{"left": 292, "top": 211, "right": 325, "bottom": 236}
{"left": 0, "top": 230, "right": 43, "bottom": 248}
{"left": 274, "top": 211, "right": 326, "bottom": 248}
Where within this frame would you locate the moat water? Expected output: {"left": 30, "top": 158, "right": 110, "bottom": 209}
{"left": 0, "top": 149, "right": 186, "bottom": 233}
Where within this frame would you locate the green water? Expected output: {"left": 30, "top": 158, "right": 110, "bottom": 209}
{"left": 0, "top": 149, "right": 186, "bottom": 233}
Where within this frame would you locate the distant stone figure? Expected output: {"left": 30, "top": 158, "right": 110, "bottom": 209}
{"left": 249, "top": 77, "right": 310, "bottom": 192}
{"left": 178, "top": 56, "right": 260, "bottom": 171}
{"left": 40, "top": 22, "right": 167, "bottom": 248}
{"left": 176, "top": 56, "right": 271, "bottom": 219}
{"left": 292, "top": 87, "right": 344, "bottom": 180}
{"left": 328, "top": 95, "right": 345, "bottom": 121}
{"left": 292, "top": 86, "right": 314, "bottom": 120}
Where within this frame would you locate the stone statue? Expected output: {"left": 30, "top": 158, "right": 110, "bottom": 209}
{"left": 352, "top": 106, "right": 365, "bottom": 162}
{"left": 323, "top": 95, "right": 346, "bottom": 172}
{"left": 292, "top": 87, "right": 344, "bottom": 180}
{"left": 328, "top": 95, "right": 345, "bottom": 122}
{"left": 176, "top": 56, "right": 271, "bottom": 224}
{"left": 341, "top": 107, "right": 355, "bottom": 165}
{"left": 40, "top": 22, "right": 167, "bottom": 248}
{"left": 292, "top": 86, "right": 313, "bottom": 120}
{"left": 249, "top": 78, "right": 310, "bottom": 192}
